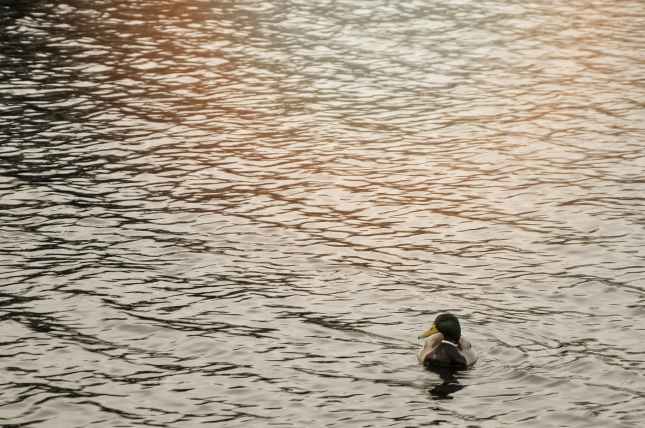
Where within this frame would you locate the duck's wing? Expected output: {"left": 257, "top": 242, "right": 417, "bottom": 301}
{"left": 459, "top": 337, "right": 478, "bottom": 366}
{"left": 417, "top": 333, "right": 443, "bottom": 364}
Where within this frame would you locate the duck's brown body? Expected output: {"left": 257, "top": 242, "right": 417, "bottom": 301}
{"left": 417, "top": 332, "right": 477, "bottom": 369}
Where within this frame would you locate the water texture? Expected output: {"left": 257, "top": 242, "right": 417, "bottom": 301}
{"left": 1, "top": 0, "right": 645, "bottom": 426}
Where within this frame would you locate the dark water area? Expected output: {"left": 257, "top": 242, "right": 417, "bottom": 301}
{"left": 1, "top": 0, "right": 645, "bottom": 426}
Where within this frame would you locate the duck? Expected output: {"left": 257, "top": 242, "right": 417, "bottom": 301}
{"left": 417, "top": 313, "right": 477, "bottom": 369}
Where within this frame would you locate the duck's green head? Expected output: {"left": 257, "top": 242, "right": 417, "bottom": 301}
{"left": 420, "top": 313, "right": 461, "bottom": 343}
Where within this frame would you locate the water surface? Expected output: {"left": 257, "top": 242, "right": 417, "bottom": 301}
{"left": 1, "top": 0, "right": 645, "bottom": 427}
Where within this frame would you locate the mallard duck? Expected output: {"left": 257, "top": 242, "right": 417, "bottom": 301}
{"left": 417, "top": 313, "right": 477, "bottom": 369}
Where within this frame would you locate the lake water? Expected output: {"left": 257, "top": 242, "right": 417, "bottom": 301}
{"left": 1, "top": 0, "right": 644, "bottom": 427}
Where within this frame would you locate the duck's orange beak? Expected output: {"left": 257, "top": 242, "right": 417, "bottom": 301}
{"left": 419, "top": 323, "right": 439, "bottom": 338}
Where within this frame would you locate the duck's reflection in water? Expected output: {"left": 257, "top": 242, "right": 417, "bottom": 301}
{"left": 426, "top": 366, "right": 465, "bottom": 400}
